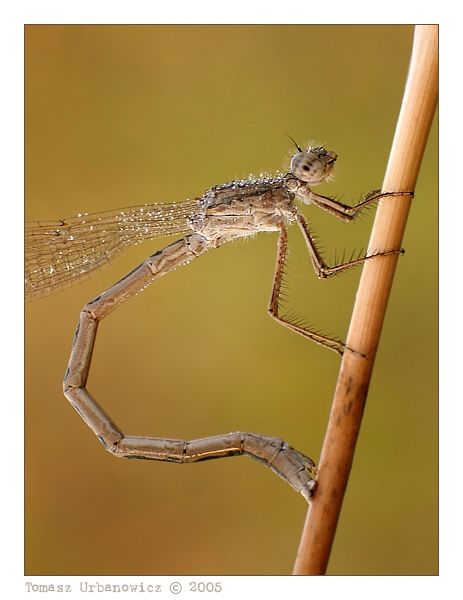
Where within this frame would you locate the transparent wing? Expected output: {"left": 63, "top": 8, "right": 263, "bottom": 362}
{"left": 25, "top": 199, "right": 199, "bottom": 302}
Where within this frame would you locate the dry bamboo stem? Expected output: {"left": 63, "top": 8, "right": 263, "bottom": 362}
{"left": 293, "top": 25, "right": 438, "bottom": 575}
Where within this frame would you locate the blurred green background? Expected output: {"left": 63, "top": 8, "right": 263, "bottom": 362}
{"left": 25, "top": 25, "right": 437, "bottom": 575}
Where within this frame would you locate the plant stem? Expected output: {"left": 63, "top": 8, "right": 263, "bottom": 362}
{"left": 293, "top": 25, "right": 438, "bottom": 575}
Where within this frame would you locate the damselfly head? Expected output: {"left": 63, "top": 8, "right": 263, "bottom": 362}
{"left": 290, "top": 146, "right": 338, "bottom": 186}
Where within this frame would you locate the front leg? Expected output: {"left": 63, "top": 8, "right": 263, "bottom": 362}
{"left": 308, "top": 189, "right": 414, "bottom": 222}
{"left": 287, "top": 176, "right": 414, "bottom": 222}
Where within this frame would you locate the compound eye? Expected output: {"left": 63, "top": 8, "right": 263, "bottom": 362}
{"left": 290, "top": 153, "right": 326, "bottom": 184}
{"left": 290, "top": 148, "right": 337, "bottom": 185}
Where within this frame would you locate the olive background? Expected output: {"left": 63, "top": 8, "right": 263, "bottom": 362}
{"left": 25, "top": 25, "right": 437, "bottom": 575}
